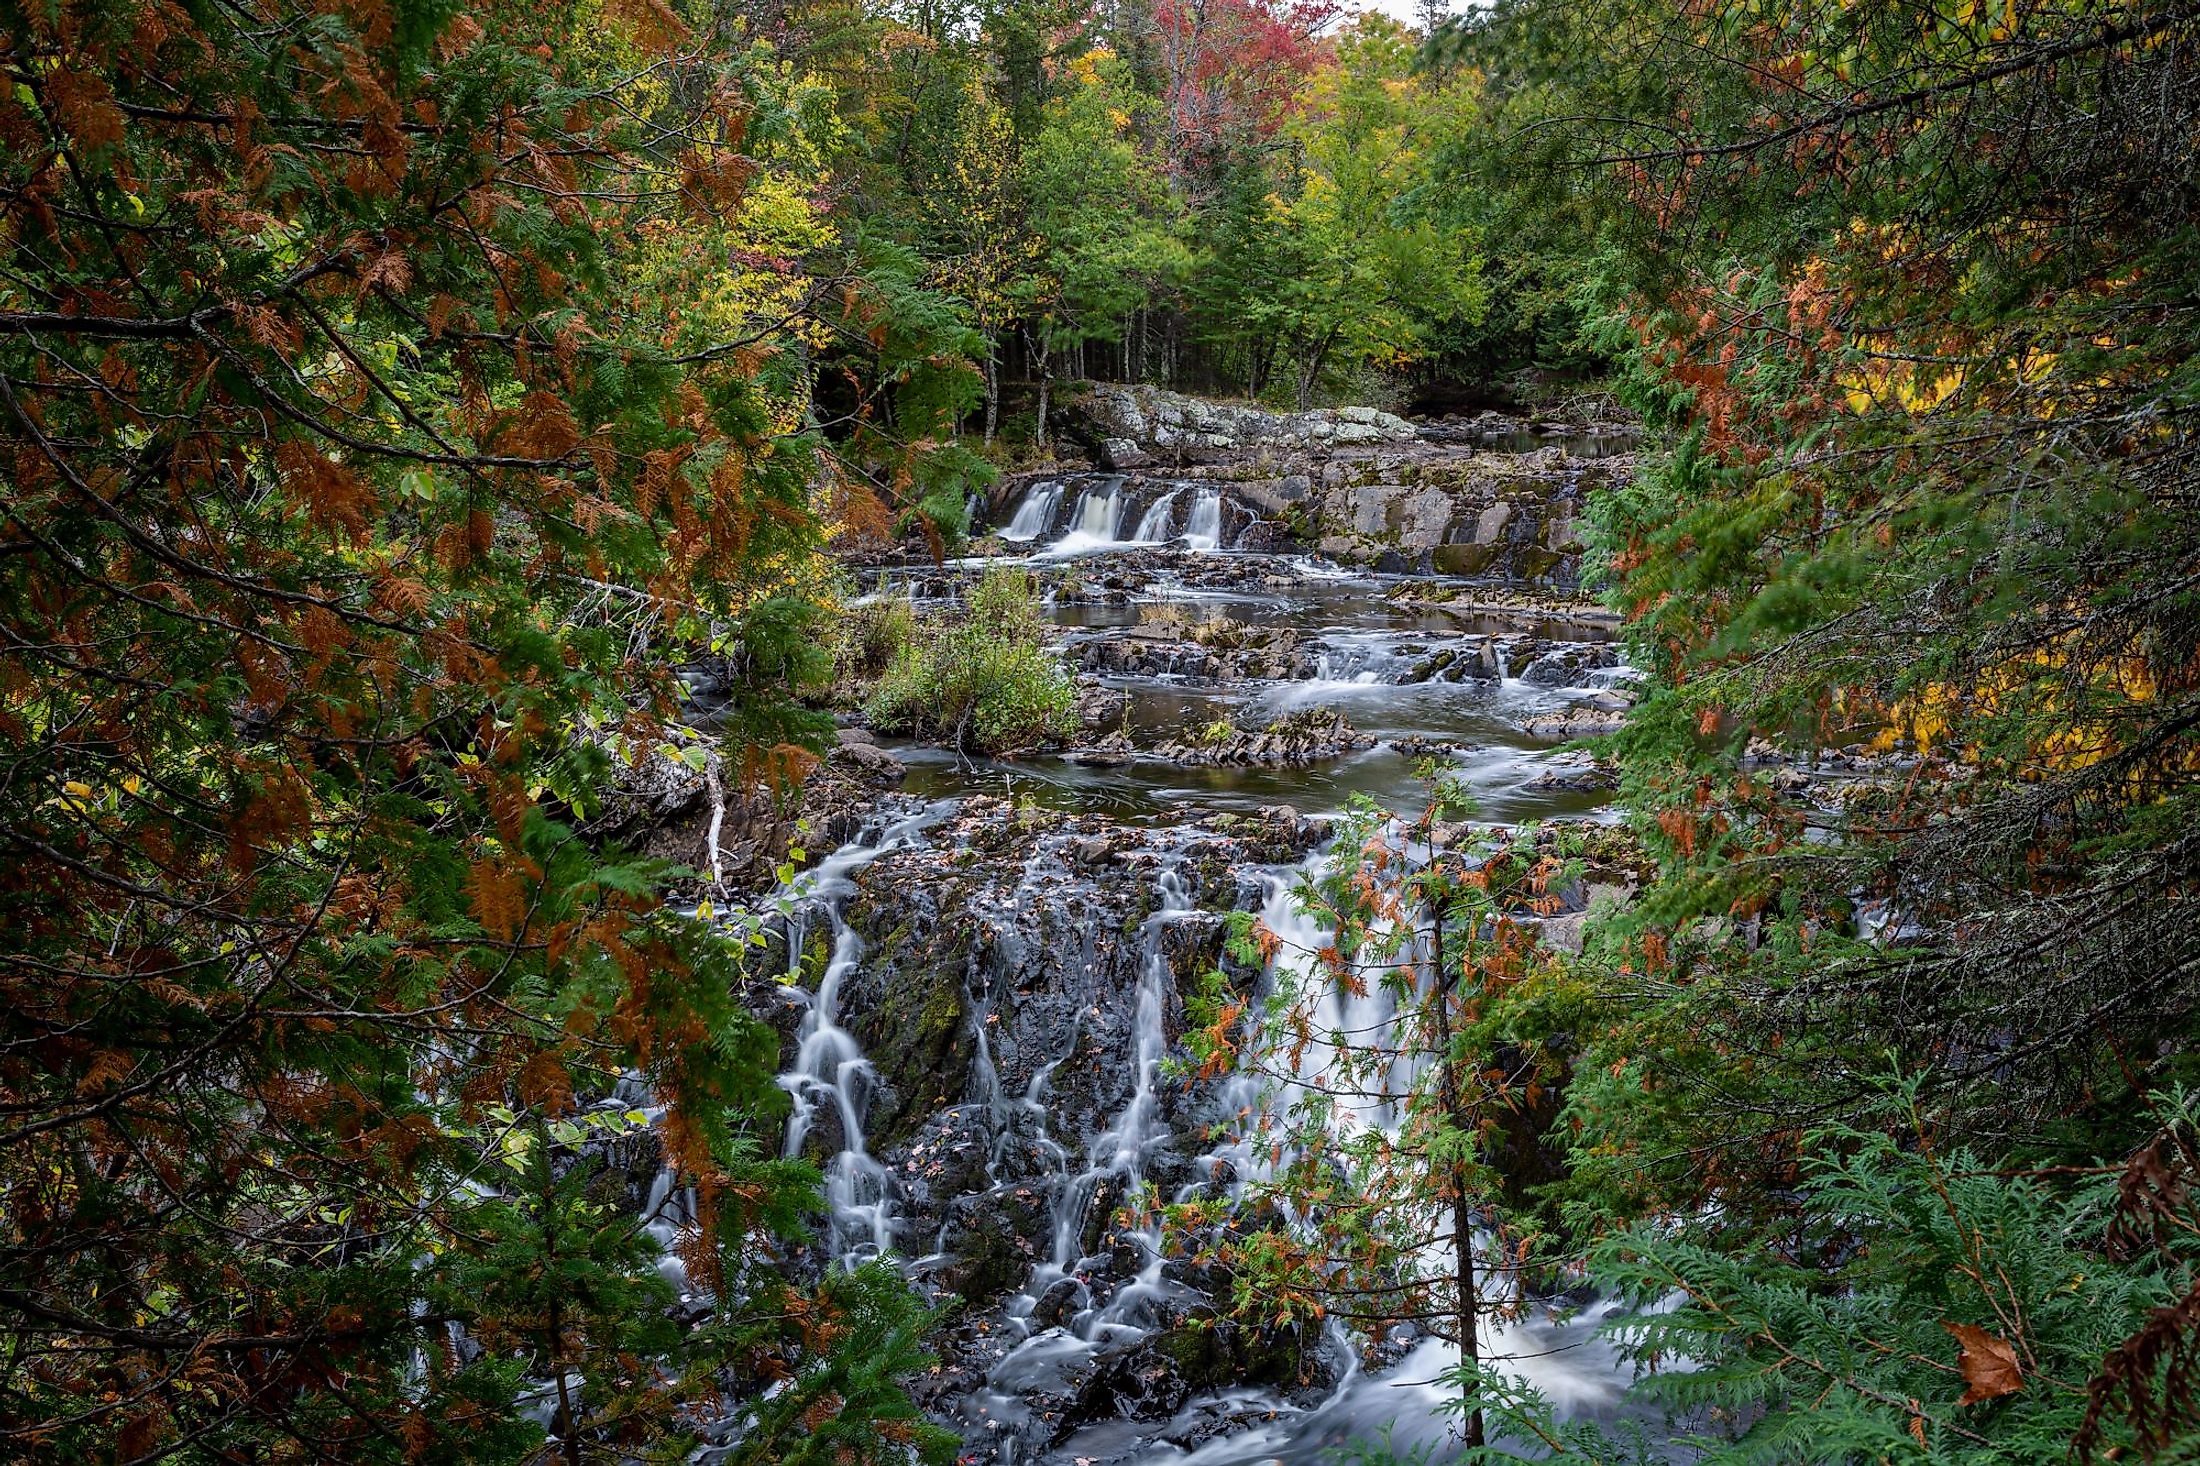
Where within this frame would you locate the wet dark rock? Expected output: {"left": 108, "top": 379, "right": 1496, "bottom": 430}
{"left": 1032, "top": 1277, "right": 1086, "bottom": 1330}
{"left": 886, "top": 1105, "right": 995, "bottom": 1244}
{"left": 1052, "top": 1311, "right": 1334, "bottom": 1442}
{"left": 1064, "top": 732, "right": 1135, "bottom": 766}
{"left": 1055, "top": 564, "right": 1156, "bottom": 604}
{"left": 1383, "top": 581, "right": 1621, "bottom": 635}
{"left": 1404, "top": 640, "right": 1502, "bottom": 683}
{"left": 1519, "top": 699, "right": 1632, "bottom": 740}
{"left": 1074, "top": 617, "right": 1316, "bottom": 683}
{"left": 829, "top": 725, "right": 905, "bottom": 781}
{"left": 940, "top": 1182, "right": 1058, "bottom": 1300}
{"left": 1517, "top": 641, "right": 1625, "bottom": 687}
{"left": 1234, "top": 519, "right": 1295, "bottom": 553}
{"left": 835, "top": 912, "right": 972, "bottom": 1155}
{"left": 1525, "top": 751, "right": 1619, "bottom": 793}
{"left": 1153, "top": 707, "right": 1375, "bottom": 766}
{"left": 1201, "top": 805, "right": 1328, "bottom": 864}
{"left": 1074, "top": 676, "right": 1129, "bottom": 734}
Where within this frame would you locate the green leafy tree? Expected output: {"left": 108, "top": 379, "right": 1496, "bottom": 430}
{"left": 1018, "top": 44, "right": 1191, "bottom": 435}
{"left": 1245, "top": 17, "right": 1486, "bottom": 406}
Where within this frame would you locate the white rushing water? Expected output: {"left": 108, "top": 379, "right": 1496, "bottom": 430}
{"left": 1001, "top": 481, "right": 1067, "bottom": 541}
{"left": 666, "top": 517, "right": 1652, "bottom": 1458}
{"left": 1131, "top": 489, "right": 1179, "bottom": 543}
{"left": 774, "top": 803, "right": 953, "bottom": 1266}
{"left": 996, "top": 479, "right": 1231, "bottom": 557}
{"left": 1182, "top": 487, "right": 1224, "bottom": 552}
{"left": 961, "top": 859, "right": 1201, "bottom": 1457}
{"left": 1137, "top": 849, "right": 1668, "bottom": 1464}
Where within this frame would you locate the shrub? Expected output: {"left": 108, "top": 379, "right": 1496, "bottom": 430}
{"left": 864, "top": 568, "right": 1077, "bottom": 755}
{"left": 838, "top": 597, "right": 916, "bottom": 682}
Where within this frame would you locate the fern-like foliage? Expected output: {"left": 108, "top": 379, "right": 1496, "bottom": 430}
{"left": 1419, "top": 1092, "right": 2200, "bottom": 1463}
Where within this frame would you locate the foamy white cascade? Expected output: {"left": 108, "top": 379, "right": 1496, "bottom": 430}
{"left": 999, "top": 481, "right": 1064, "bottom": 541}
{"left": 1072, "top": 484, "right": 1125, "bottom": 541}
{"left": 1182, "top": 487, "right": 1225, "bottom": 551}
{"left": 775, "top": 804, "right": 950, "bottom": 1267}
{"left": 1130, "top": 489, "right": 1178, "bottom": 543}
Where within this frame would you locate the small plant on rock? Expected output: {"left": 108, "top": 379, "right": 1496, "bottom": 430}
{"left": 864, "top": 567, "right": 1078, "bottom": 756}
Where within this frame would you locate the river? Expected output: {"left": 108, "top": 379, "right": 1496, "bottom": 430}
{"left": 689, "top": 462, "right": 1682, "bottom": 1462}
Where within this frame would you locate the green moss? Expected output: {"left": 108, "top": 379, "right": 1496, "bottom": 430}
{"left": 858, "top": 937, "right": 973, "bottom": 1152}
{"left": 1432, "top": 542, "right": 1500, "bottom": 576}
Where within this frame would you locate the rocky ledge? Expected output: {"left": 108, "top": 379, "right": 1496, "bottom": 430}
{"left": 1148, "top": 706, "right": 1376, "bottom": 766}
{"left": 1040, "top": 383, "right": 1637, "bottom": 587}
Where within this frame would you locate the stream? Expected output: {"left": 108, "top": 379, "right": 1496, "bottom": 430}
{"left": 689, "top": 466, "right": 1678, "bottom": 1462}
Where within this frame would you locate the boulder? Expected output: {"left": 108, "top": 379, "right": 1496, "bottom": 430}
{"left": 1153, "top": 707, "right": 1374, "bottom": 766}
{"left": 938, "top": 1182, "right": 1058, "bottom": 1299}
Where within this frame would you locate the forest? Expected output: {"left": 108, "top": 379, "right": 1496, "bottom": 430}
{"left": 2, "top": 0, "right": 2196, "bottom": 1461}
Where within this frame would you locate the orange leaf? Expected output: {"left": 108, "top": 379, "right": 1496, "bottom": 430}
{"left": 1943, "top": 1321, "right": 2024, "bottom": 1405}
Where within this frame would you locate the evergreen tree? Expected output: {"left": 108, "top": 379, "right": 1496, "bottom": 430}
{"left": 0, "top": 0, "right": 961, "bottom": 1455}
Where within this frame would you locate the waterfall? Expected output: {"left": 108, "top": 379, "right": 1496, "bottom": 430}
{"left": 1071, "top": 483, "right": 1125, "bottom": 541}
{"left": 984, "top": 860, "right": 1193, "bottom": 1370}
{"left": 1130, "top": 490, "right": 1178, "bottom": 543}
{"left": 1182, "top": 488, "right": 1224, "bottom": 551}
{"left": 1313, "top": 647, "right": 1385, "bottom": 685}
{"left": 641, "top": 1169, "right": 699, "bottom": 1294}
{"left": 999, "top": 481, "right": 1064, "bottom": 541}
{"left": 1171, "top": 844, "right": 1663, "bottom": 1455}
{"left": 775, "top": 804, "right": 950, "bottom": 1267}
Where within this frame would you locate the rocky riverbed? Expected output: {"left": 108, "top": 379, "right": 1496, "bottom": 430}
{"left": 620, "top": 392, "right": 1695, "bottom": 1463}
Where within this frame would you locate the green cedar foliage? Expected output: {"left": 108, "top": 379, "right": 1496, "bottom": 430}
{"left": 1439, "top": 1092, "right": 2200, "bottom": 1463}
{"left": 1465, "top": 0, "right": 2200, "bottom": 1198}
{"left": 0, "top": 0, "right": 954, "bottom": 1457}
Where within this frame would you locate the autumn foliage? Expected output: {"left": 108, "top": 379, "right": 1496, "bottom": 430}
{"left": 0, "top": 0, "right": 952, "bottom": 1458}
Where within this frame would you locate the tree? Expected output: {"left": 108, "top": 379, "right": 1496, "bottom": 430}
{"left": 1463, "top": 0, "right": 2200, "bottom": 1203}
{"left": 1180, "top": 784, "right": 1581, "bottom": 1449}
{"left": 1235, "top": 17, "right": 1486, "bottom": 406}
{"left": 1153, "top": 0, "right": 1341, "bottom": 179}
{"left": 1017, "top": 44, "right": 1190, "bottom": 430}
{"left": 0, "top": 0, "right": 955, "bottom": 1456}
{"left": 1408, "top": 0, "right": 2200, "bottom": 1454}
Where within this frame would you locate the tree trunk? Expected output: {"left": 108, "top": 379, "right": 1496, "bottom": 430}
{"left": 540, "top": 1162, "right": 585, "bottom": 1466}
{"left": 1030, "top": 331, "right": 1052, "bottom": 449}
{"left": 1297, "top": 326, "right": 1343, "bottom": 413}
{"left": 983, "top": 336, "right": 999, "bottom": 447}
{"left": 1430, "top": 902, "right": 1485, "bottom": 1448}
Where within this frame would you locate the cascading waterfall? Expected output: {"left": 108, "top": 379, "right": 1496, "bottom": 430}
{"left": 523, "top": 443, "right": 1648, "bottom": 1461}
{"left": 1071, "top": 862, "right": 1190, "bottom": 1336}
{"left": 1130, "top": 489, "right": 1178, "bottom": 543}
{"left": 1001, "top": 481, "right": 1065, "bottom": 541}
{"left": 1312, "top": 641, "right": 1387, "bottom": 686}
{"left": 1000, "top": 476, "right": 1229, "bottom": 556}
{"left": 627, "top": 804, "right": 953, "bottom": 1317}
{"left": 1161, "top": 844, "right": 1660, "bottom": 1464}
{"left": 641, "top": 1168, "right": 701, "bottom": 1295}
{"left": 776, "top": 803, "right": 951, "bottom": 1267}
{"left": 1182, "top": 487, "right": 1225, "bottom": 551}
{"left": 971, "top": 859, "right": 1194, "bottom": 1451}
{"left": 1071, "top": 483, "right": 1126, "bottom": 541}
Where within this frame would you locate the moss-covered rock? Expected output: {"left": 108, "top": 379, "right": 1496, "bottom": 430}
{"left": 846, "top": 922, "right": 972, "bottom": 1155}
